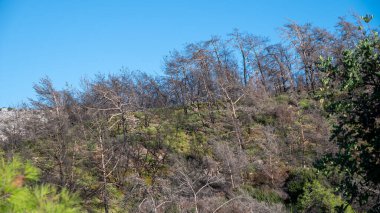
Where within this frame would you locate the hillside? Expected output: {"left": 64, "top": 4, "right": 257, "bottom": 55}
{"left": 1, "top": 15, "right": 379, "bottom": 212}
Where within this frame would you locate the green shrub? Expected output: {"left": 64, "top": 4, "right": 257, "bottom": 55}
{"left": 299, "top": 99, "right": 311, "bottom": 110}
{"left": 285, "top": 168, "right": 318, "bottom": 204}
{"left": 189, "top": 132, "right": 210, "bottom": 157}
{"left": 254, "top": 113, "right": 276, "bottom": 125}
{"left": 285, "top": 168, "right": 354, "bottom": 212}
{"left": 297, "top": 180, "right": 354, "bottom": 213}
{"left": 275, "top": 94, "right": 290, "bottom": 104}
{"left": 242, "top": 185, "right": 283, "bottom": 204}
{"left": 164, "top": 129, "right": 190, "bottom": 154}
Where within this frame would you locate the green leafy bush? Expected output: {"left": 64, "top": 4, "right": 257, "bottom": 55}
{"left": 297, "top": 180, "right": 354, "bottom": 213}
{"left": 285, "top": 168, "right": 353, "bottom": 212}
{"left": 298, "top": 99, "right": 311, "bottom": 110}
{"left": 285, "top": 168, "right": 318, "bottom": 204}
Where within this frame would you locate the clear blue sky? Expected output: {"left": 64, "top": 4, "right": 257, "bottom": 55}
{"left": 0, "top": 0, "right": 379, "bottom": 107}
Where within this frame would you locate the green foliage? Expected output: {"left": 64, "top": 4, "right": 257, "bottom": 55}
{"left": 0, "top": 156, "right": 40, "bottom": 212}
{"left": 0, "top": 156, "right": 81, "bottom": 213}
{"left": 298, "top": 99, "right": 311, "bottom": 110}
{"left": 319, "top": 20, "right": 380, "bottom": 207}
{"left": 189, "top": 131, "right": 210, "bottom": 158}
{"left": 285, "top": 168, "right": 354, "bottom": 212}
{"left": 297, "top": 180, "right": 354, "bottom": 213}
{"left": 285, "top": 168, "right": 319, "bottom": 204}
{"left": 361, "top": 14, "right": 373, "bottom": 23}
{"left": 0, "top": 155, "right": 40, "bottom": 183}
{"left": 275, "top": 94, "right": 290, "bottom": 104}
{"left": 254, "top": 113, "right": 276, "bottom": 125}
{"left": 105, "top": 184, "right": 125, "bottom": 212}
{"left": 30, "top": 185, "right": 81, "bottom": 213}
{"left": 73, "top": 167, "right": 98, "bottom": 190}
{"left": 164, "top": 129, "right": 191, "bottom": 154}
{"left": 241, "top": 185, "right": 283, "bottom": 204}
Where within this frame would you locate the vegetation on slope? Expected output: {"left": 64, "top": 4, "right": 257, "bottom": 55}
{"left": 0, "top": 15, "right": 379, "bottom": 212}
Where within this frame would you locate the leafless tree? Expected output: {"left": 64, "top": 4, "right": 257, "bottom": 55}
{"left": 265, "top": 44, "right": 296, "bottom": 93}
{"left": 29, "top": 77, "right": 78, "bottom": 188}
{"left": 213, "top": 141, "right": 248, "bottom": 189}
{"left": 282, "top": 21, "right": 334, "bottom": 92}
{"left": 170, "top": 159, "right": 225, "bottom": 213}
{"left": 229, "top": 29, "right": 251, "bottom": 86}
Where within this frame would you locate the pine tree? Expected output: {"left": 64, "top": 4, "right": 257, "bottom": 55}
{"left": 0, "top": 155, "right": 82, "bottom": 212}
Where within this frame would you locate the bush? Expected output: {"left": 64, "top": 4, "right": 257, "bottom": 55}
{"left": 275, "top": 94, "right": 290, "bottom": 104}
{"left": 285, "top": 168, "right": 354, "bottom": 212}
{"left": 242, "top": 185, "right": 283, "bottom": 204}
{"left": 297, "top": 180, "right": 354, "bottom": 212}
{"left": 285, "top": 168, "right": 318, "bottom": 204}
{"left": 298, "top": 99, "right": 311, "bottom": 110}
{"left": 254, "top": 113, "right": 276, "bottom": 125}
